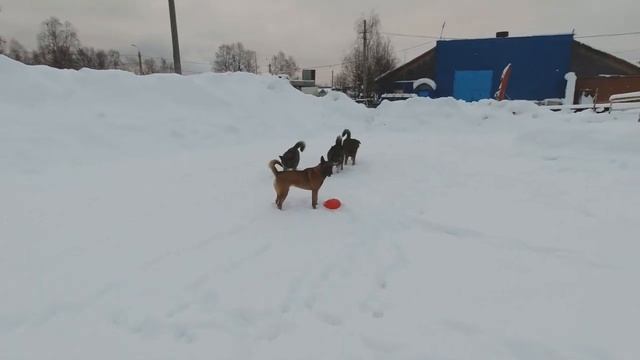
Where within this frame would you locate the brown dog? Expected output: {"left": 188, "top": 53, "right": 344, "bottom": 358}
{"left": 269, "top": 157, "right": 333, "bottom": 210}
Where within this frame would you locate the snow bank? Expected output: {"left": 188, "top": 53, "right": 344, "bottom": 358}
{"left": 2, "top": 55, "right": 640, "bottom": 360}
{"left": 0, "top": 56, "right": 364, "bottom": 171}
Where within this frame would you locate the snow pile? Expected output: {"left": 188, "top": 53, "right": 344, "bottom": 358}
{"left": 0, "top": 56, "right": 365, "bottom": 171}
{"left": 2, "top": 55, "right": 640, "bottom": 360}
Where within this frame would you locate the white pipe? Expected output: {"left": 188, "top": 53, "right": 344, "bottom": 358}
{"left": 564, "top": 72, "right": 577, "bottom": 107}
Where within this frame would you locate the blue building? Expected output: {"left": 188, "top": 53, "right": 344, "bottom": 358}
{"left": 376, "top": 33, "right": 640, "bottom": 103}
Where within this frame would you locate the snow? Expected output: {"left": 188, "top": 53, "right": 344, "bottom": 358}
{"left": 379, "top": 93, "right": 418, "bottom": 101}
{"left": 610, "top": 90, "right": 640, "bottom": 102}
{"left": 2, "top": 55, "right": 640, "bottom": 359}
{"left": 412, "top": 78, "right": 436, "bottom": 91}
{"left": 579, "top": 92, "right": 595, "bottom": 105}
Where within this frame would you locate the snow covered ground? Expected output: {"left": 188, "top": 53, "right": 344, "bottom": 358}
{"left": 2, "top": 55, "right": 640, "bottom": 359}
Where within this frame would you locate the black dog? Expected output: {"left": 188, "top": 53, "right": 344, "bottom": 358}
{"left": 342, "top": 129, "right": 361, "bottom": 165}
{"left": 279, "top": 141, "right": 305, "bottom": 170}
{"left": 327, "top": 136, "right": 344, "bottom": 173}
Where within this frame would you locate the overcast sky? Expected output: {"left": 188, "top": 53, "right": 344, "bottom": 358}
{"left": 1, "top": 0, "right": 639, "bottom": 83}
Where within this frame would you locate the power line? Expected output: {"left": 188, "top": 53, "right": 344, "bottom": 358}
{"left": 302, "top": 42, "right": 437, "bottom": 71}
{"left": 399, "top": 40, "right": 435, "bottom": 52}
{"left": 105, "top": 29, "right": 640, "bottom": 75}
{"left": 88, "top": 29, "right": 640, "bottom": 76}
{"left": 382, "top": 32, "right": 459, "bottom": 40}
{"left": 182, "top": 59, "right": 209, "bottom": 65}
{"left": 121, "top": 53, "right": 210, "bottom": 66}
{"left": 575, "top": 31, "right": 640, "bottom": 39}
{"left": 384, "top": 29, "right": 640, "bottom": 41}
{"left": 303, "top": 60, "right": 355, "bottom": 69}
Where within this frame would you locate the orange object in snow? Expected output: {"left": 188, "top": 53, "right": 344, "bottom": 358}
{"left": 323, "top": 198, "right": 341, "bottom": 209}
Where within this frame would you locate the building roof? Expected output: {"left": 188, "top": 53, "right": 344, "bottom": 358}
{"left": 375, "top": 48, "right": 439, "bottom": 92}
{"left": 375, "top": 34, "right": 640, "bottom": 85}
{"left": 571, "top": 40, "right": 640, "bottom": 76}
{"left": 376, "top": 47, "right": 435, "bottom": 83}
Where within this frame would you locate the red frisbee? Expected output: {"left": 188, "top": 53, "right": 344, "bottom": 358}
{"left": 323, "top": 198, "right": 341, "bottom": 210}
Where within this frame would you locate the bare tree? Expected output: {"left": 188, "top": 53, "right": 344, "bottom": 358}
{"left": 143, "top": 58, "right": 157, "bottom": 74}
{"left": 107, "top": 49, "right": 122, "bottom": 69}
{"left": 76, "top": 46, "right": 96, "bottom": 69}
{"left": 159, "top": 57, "right": 174, "bottom": 73}
{"left": 269, "top": 51, "right": 298, "bottom": 77}
{"left": 333, "top": 71, "right": 349, "bottom": 90}
{"left": 94, "top": 50, "right": 108, "bottom": 69}
{"left": 30, "top": 50, "right": 41, "bottom": 65}
{"left": 212, "top": 42, "right": 257, "bottom": 73}
{"left": 1, "top": 17, "right": 158, "bottom": 74}
{"left": 8, "top": 39, "right": 30, "bottom": 63}
{"left": 51, "top": 44, "right": 116, "bottom": 70}
{"left": 213, "top": 44, "right": 234, "bottom": 72}
{"left": 338, "top": 12, "right": 397, "bottom": 96}
{"left": 36, "top": 17, "right": 80, "bottom": 69}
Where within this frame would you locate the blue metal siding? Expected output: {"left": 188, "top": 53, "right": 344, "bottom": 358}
{"left": 453, "top": 70, "right": 494, "bottom": 101}
{"left": 434, "top": 35, "right": 573, "bottom": 101}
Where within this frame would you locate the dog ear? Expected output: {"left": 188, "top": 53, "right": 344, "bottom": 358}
{"left": 320, "top": 156, "right": 326, "bottom": 163}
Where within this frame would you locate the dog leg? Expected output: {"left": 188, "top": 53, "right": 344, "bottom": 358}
{"left": 352, "top": 154, "right": 356, "bottom": 165}
{"left": 277, "top": 188, "right": 289, "bottom": 210}
{"left": 274, "top": 183, "right": 280, "bottom": 208}
{"left": 312, "top": 189, "right": 318, "bottom": 209}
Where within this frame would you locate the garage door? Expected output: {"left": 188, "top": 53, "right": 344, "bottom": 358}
{"left": 453, "top": 70, "right": 494, "bottom": 101}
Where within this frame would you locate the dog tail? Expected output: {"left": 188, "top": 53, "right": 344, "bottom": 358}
{"left": 294, "top": 141, "right": 306, "bottom": 152}
{"left": 342, "top": 129, "right": 351, "bottom": 139}
{"left": 269, "top": 159, "right": 282, "bottom": 176}
{"left": 335, "top": 135, "right": 342, "bottom": 146}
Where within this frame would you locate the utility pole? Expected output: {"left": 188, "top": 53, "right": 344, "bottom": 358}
{"left": 168, "top": 0, "right": 182, "bottom": 74}
{"left": 131, "top": 44, "right": 143, "bottom": 75}
{"left": 331, "top": 69, "right": 334, "bottom": 88}
{"left": 254, "top": 52, "right": 258, "bottom": 74}
{"left": 362, "top": 19, "right": 368, "bottom": 99}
